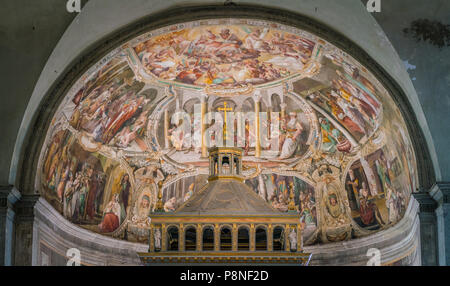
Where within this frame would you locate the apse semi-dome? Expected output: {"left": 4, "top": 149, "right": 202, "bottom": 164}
{"left": 37, "top": 18, "right": 418, "bottom": 246}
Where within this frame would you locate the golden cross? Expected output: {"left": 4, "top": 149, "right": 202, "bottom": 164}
{"left": 217, "top": 101, "right": 233, "bottom": 140}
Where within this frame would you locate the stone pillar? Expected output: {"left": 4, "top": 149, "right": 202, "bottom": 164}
{"left": 232, "top": 224, "right": 238, "bottom": 251}
{"left": 13, "top": 194, "right": 39, "bottom": 266}
{"left": 280, "top": 103, "right": 287, "bottom": 120}
{"left": 430, "top": 183, "right": 450, "bottom": 266}
{"left": 267, "top": 224, "right": 273, "bottom": 252}
{"left": 230, "top": 154, "right": 235, "bottom": 176}
{"left": 218, "top": 155, "right": 222, "bottom": 175}
{"left": 249, "top": 224, "right": 255, "bottom": 251}
{"left": 297, "top": 224, "right": 302, "bottom": 252}
{"left": 179, "top": 224, "right": 185, "bottom": 252}
{"left": 149, "top": 225, "right": 154, "bottom": 252}
{"left": 413, "top": 192, "right": 439, "bottom": 265}
{"left": 164, "top": 109, "right": 171, "bottom": 149}
{"left": 161, "top": 224, "right": 167, "bottom": 251}
{"left": 201, "top": 94, "right": 208, "bottom": 158}
{"left": 267, "top": 105, "right": 272, "bottom": 139}
{"left": 284, "top": 224, "right": 290, "bottom": 252}
{"left": 254, "top": 95, "right": 261, "bottom": 158}
{"left": 196, "top": 224, "right": 202, "bottom": 251}
{"left": 214, "top": 224, "right": 220, "bottom": 251}
{"left": 0, "top": 186, "right": 21, "bottom": 266}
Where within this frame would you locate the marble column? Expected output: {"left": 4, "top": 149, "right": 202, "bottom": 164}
{"left": 280, "top": 103, "right": 287, "bottom": 120}
{"left": 430, "top": 183, "right": 450, "bottom": 266}
{"left": 249, "top": 224, "right": 255, "bottom": 251}
{"left": 161, "top": 224, "right": 167, "bottom": 251}
{"left": 232, "top": 224, "right": 238, "bottom": 251}
{"left": 13, "top": 194, "right": 39, "bottom": 266}
{"left": 267, "top": 224, "right": 273, "bottom": 252}
{"left": 149, "top": 225, "right": 155, "bottom": 252}
{"left": 254, "top": 95, "right": 261, "bottom": 158}
{"left": 297, "top": 224, "right": 302, "bottom": 252}
{"left": 196, "top": 224, "right": 202, "bottom": 251}
{"left": 230, "top": 154, "right": 235, "bottom": 176}
{"left": 0, "top": 186, "right": 21, "bottom": 266}
{"left": 179, "top": 224, "right": 185, "bottom": 252}
{"left": 214, "top": 224, "right": 220, "bottom": 251}
{"left": 164, "top": 109, "right": 171, "bottom": 149}
{"left": 413, "top": 192, "right": 439, "bottom": 265}
{"left": 284, "top": 224, "right": 290, "bottom": 252}
{"left": 267, "top": 105, "right": 272, "bottom": 139}
{"left": 201, "top": 94, "right": 208, "bottom": 158}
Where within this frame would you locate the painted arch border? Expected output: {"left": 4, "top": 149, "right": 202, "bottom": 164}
{"left": 16, "top": 3, "right": 435, "bottom": 198}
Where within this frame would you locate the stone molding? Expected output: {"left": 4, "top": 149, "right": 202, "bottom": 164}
{"left": 33, "top": 197, "right": 147, "bottom": 265}
{"left": 430, "top": 182, "right": 450, "bottom": 205}
{"left": 413, "top": 192, "right": 437, "bottom": 213}
{"left": 304, "top": 196, "right": 420, "bottom": 265}
{"left": 33, "top": 195, "right": 420, "bottom": 265}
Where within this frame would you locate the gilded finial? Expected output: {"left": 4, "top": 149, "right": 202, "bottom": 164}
{"left": 288, "top": 182, "right": 296, "bottom": 212}
{"left": 154, "top": 181, "right": 165, "bottom": 212}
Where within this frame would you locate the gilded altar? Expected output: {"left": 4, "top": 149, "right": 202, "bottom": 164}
{"left": 138, "top": 147, "right": 312, "bottom": 265}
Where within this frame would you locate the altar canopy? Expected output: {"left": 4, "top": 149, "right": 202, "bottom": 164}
{"left": 138, "top": 147, "right": 311, "bottom": 265}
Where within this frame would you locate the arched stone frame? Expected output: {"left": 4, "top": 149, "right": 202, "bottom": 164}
{"left": 237, "top": 224, "right": 251, "bottom": 251}
{"left": 9, "top": 3, "right": 437, "bottom": 266}
{"left": 166, "top": 224, "right": 179, "bottom": 251}
{"left": 201, "top": 224, "right": 215, "bottom": 251}
{"left": 219, "top": 224, "right": 233, "bottom": 251}
{"left": 272, "top": 224, "right": 286, "bottom": 251}
{"left": 183, "top": 224, "right": 197, "bottom": 251}
{"left": 255, "top": 224, "right": 268, "bottom": 251}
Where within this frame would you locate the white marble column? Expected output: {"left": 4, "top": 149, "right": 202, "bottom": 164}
{"left": 164, "top": 109, "right": 171, "bottom": 149}
{"left": 430, "top": 183, "right": 450, "bottom": 266}
{"left": 280, "top": 103, "right": 287, "bottom": 120}
{"left": 13, "top": 194, "right": 39, "bottom": 266}
{"left": 0, "top": 186, "right": 21, "bottom": 266}
{"left": 201, "top": 94, "right": 208, "bottom": 158}
{"left": 253, "top": 93, "right": 262, "bottom": 158}
{"left": 412, "top": 191, "right": 439, "bottom": 265}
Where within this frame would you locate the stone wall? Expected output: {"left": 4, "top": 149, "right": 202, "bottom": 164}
{"left": 32, "top": 196, "right": 420, "bottom": 266}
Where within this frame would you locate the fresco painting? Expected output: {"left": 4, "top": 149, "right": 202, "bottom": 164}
{"left": 246, "top": 174, "right": 317, "bottom": 243}
{"left": 345, "top": 147, "right": 410, "bottom": 231}
{"left": 38, "top": 19, "right": 418, "bottom": 244}
{"left": 134, "top": 24, "right": 317, "bottom": 87}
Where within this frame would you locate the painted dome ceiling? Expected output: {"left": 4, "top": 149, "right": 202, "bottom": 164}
{"left": 38, "top": 18, "right": 418, "bottom": 245}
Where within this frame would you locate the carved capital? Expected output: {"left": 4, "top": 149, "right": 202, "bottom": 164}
{"left": 15, "top": 194, "right": 39, "bottom": 222}
{"left": 253, "top": 90, "right": 262, "bottom": 102}
{"left": 430, "top": 182, "right": 450, "bottom": 205}
{"left": 413, "top": 192, "right": 437, "bottom": 213}
{"left": 0, "top": 186, "right": 21, "bottom": 210}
